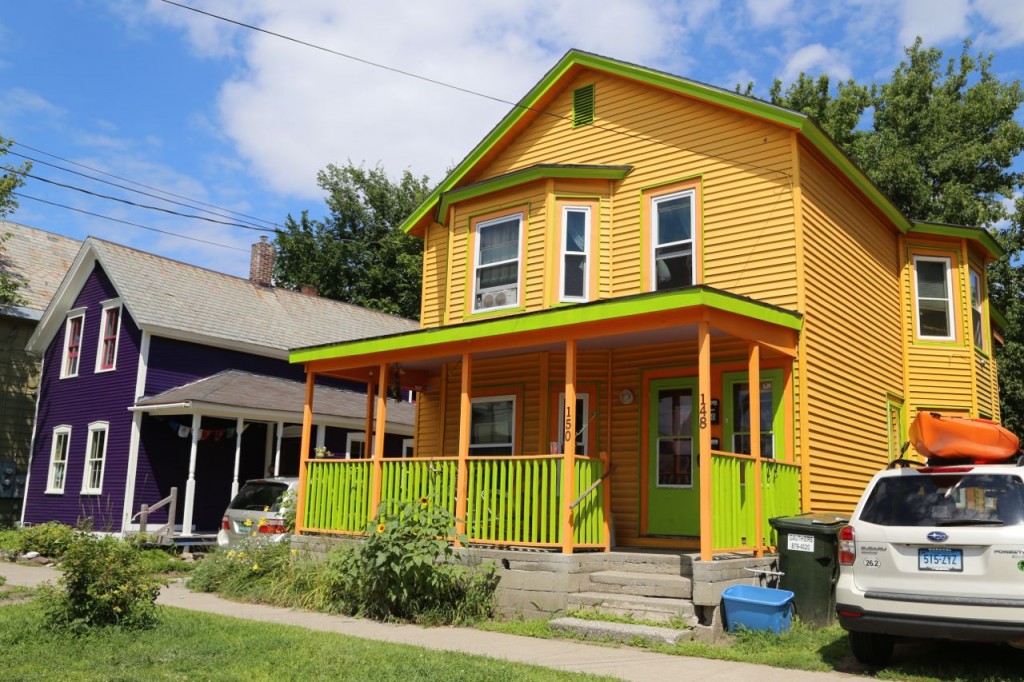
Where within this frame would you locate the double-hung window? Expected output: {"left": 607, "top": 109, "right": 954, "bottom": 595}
{"left": 651, "top": 190, "right": 695, "bottom": 291}
{"left": 82, "top": 422, "right": 108, "bottom": 495}
{"left": 474, "top": 213, "right": 522, "bottom": 312}
{"left": 346, "top": 433, "right": 372, "bottom": 459}
{"left": 470, "top": 396, "right": 516, "bottom": 456}
{"left": 560, "top": 206, "right": 590, "bottom": 302}
{"left": 46, "top": 426, "right": 71, "bottom": 494}
{"left": 96, "top": 300, "right": 122, "bottom": 371}
{"left": 913, "top": 256, "right": 954, "bottom": 340}
{"left": 556, "top": 392, "right": 590, "bottom": 455}
{"left": 970, "top": 268, "right": 984, "bottom": 350}
{"left": 61, "top": 310, "right": 85, "bottom": 378}
{"left": 730, "top": 380, "right": 776, "bottom": 459}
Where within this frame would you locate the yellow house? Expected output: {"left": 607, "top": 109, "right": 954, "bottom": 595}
{"left": 289, "top": 50, "right": 1004, "bottom": 562}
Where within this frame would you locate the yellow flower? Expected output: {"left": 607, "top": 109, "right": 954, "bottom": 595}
{"left": 243, "top": 518, "right": 253, "bottom": 527}
{"left": 251, "top": 531, "right": 258, "bottom": 537}
{"left": 251, "top": 563, "right": 260, "bottom": 571}
{"left": 290, "top": 548, "right": 298, "bottom": 556}
{"left": 376, "top": 523, "right": 386, "bottom": 533}
{"left": 419, "top": 496, "right": 430, "bottom": 507}
{"left": 237, "top": 552, "right": 246, "bottom": 560}
{"left": 227, "top": 550, "right": 235, "bottom": 558}
{"left": 263, "top": 506, "right": 270, "bottom": 512}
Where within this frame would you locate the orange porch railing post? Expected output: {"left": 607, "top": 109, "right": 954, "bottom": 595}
{"left": 295, "top": 370, "right": 316, "bottom": 535}
{"left": 749, "top": 342, "right": 764, "bottom": 557}
{"left": 561, "top": 339, "right": 578, "bottom": 553}
{"left": 698, "top": 321, "right": 713, "bottom": 560}
{"left": 368, "top": 364, "right": 389, "bottom": 516}
{"left": 454, "top": 353, "right": 472, "bottom": 545}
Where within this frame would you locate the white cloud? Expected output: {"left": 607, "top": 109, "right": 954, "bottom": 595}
{"left": 746, "top": 0, "right": 794, "bottom": 28}
{"left": 974, "top": 0, "right": 1024, "bottom": 49}
{"left": 780, "top": 44, "right": 852, "bottom": 81}
{"left": 898, "top": 0, "right": 970, "bottom": 49}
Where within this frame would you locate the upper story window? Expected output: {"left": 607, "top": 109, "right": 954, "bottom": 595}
{"left": 651, "top": 190, "right": 695, "bottom": 291}
{"left": 470, "top": 395, "right": 516, "bottom": 455}
{"left": 913, "top": 255, "right": 955, "bottom": 341}
{"left": 473, "top": 213, "right": 522, "bottom": 312}
{"left": 970, "top": 267, "right": 984, "bottom": 351}
{"left": 560, "top": 206, "right": 590, "bottom": 302}
{"left": 82, "top": 422, "right": 108, "bottom": 495}
{"left": 96, "top": 300, "right": 122, "bottom": 372}
{"left": 61, "top": 309, "right": 86, "bottom": 378}
{"left": 46, "top": 426, "right": 71, "bottom": 494}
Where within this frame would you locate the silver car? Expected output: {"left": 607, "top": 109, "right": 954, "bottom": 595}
{"left": 836, "top": 461, "right": 1024, "bottom": 666}
{"left": 217, "top": 477, "right": 298, "bottom": 547}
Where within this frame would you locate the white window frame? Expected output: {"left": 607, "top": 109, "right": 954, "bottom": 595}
{"left": 472, "top": 213, "right": 522, "bottom": 313}
{"left": 95, "top": 298, "right": 122, "bottom": 373}
{"left": 559, "top": 205, "right": 590, "bottom": 303}
{"left": 650, "top": 189, "right": 696, "bottom": 291}
{"left": 81, "top": 421, "right": 109, "bottom": 495}
{"left": 469, "top": 395, "right": 516, "bottom": 456}
{"left": 557, "top": 392, "right": 591, "bottom": 456}
{"left": 402, "top": 438, "right": 415, "bottom": 458}
{"left": 61, "top": 308, "right": 86, "bottom": 379}
{"left": 913, "top": 255, "right": 955, "bottom": 341}
{"left": 969, "top": 267, "right": 984, "bottom": 351}
{"left": 345, "top": 432, "right": 372, "bottom": 459}
{"left": 46, "top": 425, "right": 72, "bottom": 494}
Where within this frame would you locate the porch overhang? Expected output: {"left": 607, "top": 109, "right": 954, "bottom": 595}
{"left": 290, "top": 286, "right": 801, "bottom": 381}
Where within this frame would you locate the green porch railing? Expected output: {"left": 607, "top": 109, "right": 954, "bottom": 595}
{"left": 304, "top": 459, "right": 373, "bottom": 532}
{"left": 710, "top": 453, "right": 801, "bottom": 552}
{"left": 379, "top": 458, "right": 458, "bottom": 517}
{"left": 466, "top": 455, "right": 563, "bottom": 546}
{"left": 573, "top": 456, "right": 605, "bottom": 546}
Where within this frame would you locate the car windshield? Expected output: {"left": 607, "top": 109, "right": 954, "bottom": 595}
{"left": 860, "top": 473, "right": 1024, "bottom": 527}
{"left": 229, "top": 482, "right": 288, "bottom": 512}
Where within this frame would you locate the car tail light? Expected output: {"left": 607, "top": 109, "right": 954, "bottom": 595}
{"left": 258, "top": 519, "right": 286, "bottom": 534}
{"left": 221, "top": 516, "right": 230, "bottom": 531}
{"left": 838, "top": 524, "right": 856, "bottom": 566}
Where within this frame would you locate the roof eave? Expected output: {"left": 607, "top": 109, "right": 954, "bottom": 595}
{"left": 909, "top": 221, "right": 1006, "bottom": 261}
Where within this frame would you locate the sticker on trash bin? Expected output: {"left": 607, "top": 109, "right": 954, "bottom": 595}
{"left": 787, "top": 533, "right": 815, "bottom": 552}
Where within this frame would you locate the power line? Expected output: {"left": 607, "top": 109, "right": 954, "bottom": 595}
{"left": 7, "top": 149, "right": 272, "bottom": 231}
{"left": 11, "top": 166, "right": 274, "bottom": 232}
{"left": 10, "top": 140, "right": 282, "bottom": 229}
{"left": 14, "top": 192, "right": 248, "bottom": 252}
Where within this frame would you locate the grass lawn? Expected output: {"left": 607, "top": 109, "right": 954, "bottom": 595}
{"left": 481, "top": 617, "right": 1024, "bottom": 682}
{"left": 0, "top": 601, "right": 616, "bottom": 682}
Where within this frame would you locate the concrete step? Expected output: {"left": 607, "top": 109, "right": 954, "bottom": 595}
{"left": 588, "top": 570, "right": 692, "bottom": 599}
{"left": 568, "top": 591, "right": 699, "bottom": 625}
{"left": 550, "top": 616, "right": 693, "bottom": 646}
{"left": 603, "top": 551, "right": 696, "bottom": 576}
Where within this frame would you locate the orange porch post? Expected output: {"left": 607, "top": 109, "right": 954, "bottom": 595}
{"left": 454, "top": 353, "right": 472, "bottom": 545}
{"left": 561, "top": 339, "right": 578, "bottom": 553}
{"left": 368, "top": 364, "right": 389, "bottom": 515}
{"left": 295, "top": 370, "right": 316, "bottom": 535}
{"left": 698, "top": 321, "right": 713, "bottom": 560}
{"left": 749, "top": 342, "right": 764, "bottom": 556}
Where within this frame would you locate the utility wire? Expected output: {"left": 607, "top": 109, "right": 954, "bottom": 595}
{"left": 7, "top": 149, "right": 271, "bottom": 231}
{"left": 10, "top": 140, "right": 282, "bottom": 229}
{"left": 160, "top": 0, "right": 792, "bottom": 183}
{"left": 14, "top": 191, "right": 248, "bottom": 252}
{"left": 11, "top": 166, "right": 274, "bottom": 232}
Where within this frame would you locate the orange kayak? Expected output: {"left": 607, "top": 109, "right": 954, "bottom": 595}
{"left": 909, "top": 412, "right": 1021, "bottom": 461}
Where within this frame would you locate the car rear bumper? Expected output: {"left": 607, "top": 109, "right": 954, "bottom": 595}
{"left": 837, "top": 603, "right": 1024, "bottom": 642}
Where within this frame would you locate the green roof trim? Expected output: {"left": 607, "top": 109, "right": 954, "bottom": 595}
{"left": 436, "top": 164, "right": 632, "bottom": 223}
{"left": 400, "top": 49, "right": 912, "bottom": 237}
{"left": 290, "top": 286, "right": 803, "bottom": 365}
{"left": 909, "top": 221, "right": 1006, "bottom": 260}
{"left": 991, "top": 306, "right": 1008, "bottom": 332}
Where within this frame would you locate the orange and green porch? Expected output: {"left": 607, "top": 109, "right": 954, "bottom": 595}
{"left": 290, "top": 287, "right": 803, "bottom": 560}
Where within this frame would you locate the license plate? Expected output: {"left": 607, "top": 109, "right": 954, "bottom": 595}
{"left": 918, "top": 547, "right": 963, "bottom": 572}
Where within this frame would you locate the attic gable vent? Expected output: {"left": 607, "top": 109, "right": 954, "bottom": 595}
{"left": 572, "top": 84, "right": 595, "bottom": 128}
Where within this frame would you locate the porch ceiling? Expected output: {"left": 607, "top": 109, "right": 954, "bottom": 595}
{"left": 293, "top": 286, "right": 801, "bottom": 386}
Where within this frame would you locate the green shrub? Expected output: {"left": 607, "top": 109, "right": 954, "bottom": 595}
{"left": 12, "top": 522, "right": 78, "bottom": 559}
{"left": 39, "top": 534, "right": 163, "bottom": 634}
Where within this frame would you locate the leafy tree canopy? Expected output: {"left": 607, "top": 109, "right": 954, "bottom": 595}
{"left": 273, "top": 163, "right": 431, "bottom": 320}
{"left": 770, "top": 39, "right": 1024, "bottom": 433}
{"left": 0, "top": 134, "right": 29, "bottom": 308}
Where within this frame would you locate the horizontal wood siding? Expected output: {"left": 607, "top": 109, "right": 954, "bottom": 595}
{"left": 799, "top": 145, "right": 903, "bottom": 511}
{"left": 420, "top": 221, "right": 448, "bottom": 328}
{"left": 975, "top": 351, "right": 995, "bottom": 417}
{"left": 471, "top": 70, "right": 797, "bottom": 309}
{"left": 0, "top": 318, "right": 40, "bottom": 525}
{"left": 24, "top": 264, "right": 140, "bottom": 531}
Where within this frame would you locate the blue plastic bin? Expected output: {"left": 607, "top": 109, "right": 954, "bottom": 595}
{"left": 721, "top": 584, "right": 794, "bottom": 634}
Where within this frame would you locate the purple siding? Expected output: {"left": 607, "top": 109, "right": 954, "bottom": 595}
{"left": 145, "top": 336, "right": 305, "bottom": 395}
{"left": 24, "top": 265, "right": 140, "bottom": 531}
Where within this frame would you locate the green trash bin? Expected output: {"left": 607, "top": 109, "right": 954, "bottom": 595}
{"left": 768, "top": 512, "right": 848, "bottom": 626}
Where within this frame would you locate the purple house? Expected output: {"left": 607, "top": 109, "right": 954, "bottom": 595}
{"left": 22, "top": 237, "right": 416, "bottom": 540}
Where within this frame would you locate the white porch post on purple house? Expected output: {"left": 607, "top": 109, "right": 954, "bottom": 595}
{"left": 182, "top": 413, "right": 202, "bottom": 535}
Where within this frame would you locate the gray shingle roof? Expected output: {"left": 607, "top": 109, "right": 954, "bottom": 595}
{"left": 87, "top": 238, "right": 417, "bottom": 352}
{"left": 0, "top": 220, "right": 80, "bottom": 316}
{"left": 135, "top": 370, "right": 415, "bottom": 427}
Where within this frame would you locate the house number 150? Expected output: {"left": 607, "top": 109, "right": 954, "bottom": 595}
{"left": 564, "top": 406, "right": 573, "bottom": 443}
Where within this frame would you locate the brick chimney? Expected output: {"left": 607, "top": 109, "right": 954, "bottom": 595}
{"left": 249, "top": 236, "right": 274, "bottom": 287}
{"left": 300, "top": 284, "right": 319, "bottom": 296}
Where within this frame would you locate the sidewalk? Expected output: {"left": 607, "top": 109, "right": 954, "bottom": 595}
{"left": 1, "top": 562, "right": 866, "bottom": 682}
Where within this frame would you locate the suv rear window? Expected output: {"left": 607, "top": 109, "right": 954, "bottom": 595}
{"left": 229, "top": 482, "right": 288, "bottom": 512}
{"left": 860, "top": 473, "right": 1024, "bottom": 527}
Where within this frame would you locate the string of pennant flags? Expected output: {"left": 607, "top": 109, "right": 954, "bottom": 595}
{"left": 156, "top": 416, "right": 251, "bottom": 442}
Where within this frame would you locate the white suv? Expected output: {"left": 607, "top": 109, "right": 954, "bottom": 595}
{"left": 836, "top": 460, "right": 1024, "bottom": 666}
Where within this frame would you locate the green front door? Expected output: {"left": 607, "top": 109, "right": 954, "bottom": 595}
{"left": 647, "top": 377, "right": 700, "bottom": 536}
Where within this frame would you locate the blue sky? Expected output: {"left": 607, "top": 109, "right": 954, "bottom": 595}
{"left": 1, "top": 0, "right": 1022, "bottom": 277}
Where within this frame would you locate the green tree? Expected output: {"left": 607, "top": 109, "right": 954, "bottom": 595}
{"left": 274, "top": 163, "right": 431, "bottom": 320}
{"left": 771, "top": 39, "right": 1024, "bottom": 434}
{"left": 0, "top": 134, "right": 29, "bottom": 307}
